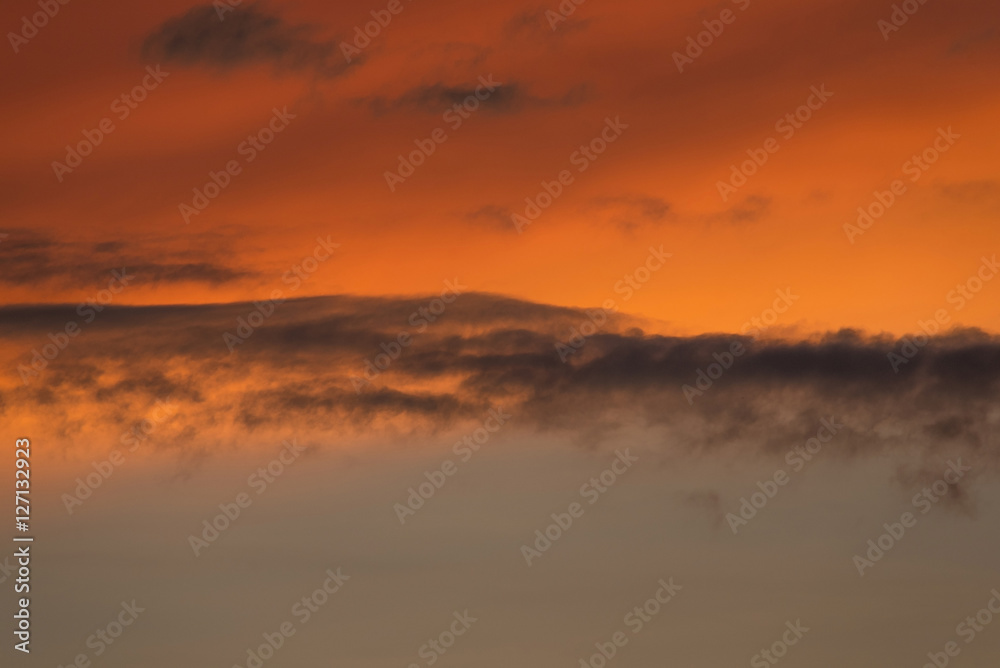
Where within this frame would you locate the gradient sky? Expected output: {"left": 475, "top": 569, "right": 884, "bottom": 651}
{"left": 2, "top": 0, "right": 999, "bottom": 667}
{"left": 2, "top": 0, "right": 999, "bottom": 333}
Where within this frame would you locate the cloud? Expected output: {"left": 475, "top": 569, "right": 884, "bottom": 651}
{"left": 588, "top": 195, "right": 673, "bottom": 232}
{"left": 893, "top": 461, "right": 980, "bottom": 516}
{"left": 0, "top": 228, "right": 257, "bottom": 288}
{"left": 939, "top": 180, "right": 1000, "bottom": 205}
{"left": 366, "top": 81, "right": 588, "bottom": 116}
{"left": 1, "top": 294, "right": 997, "bottom": 477}
{"left": 504, "top": 8, "right": 590, "bottom": 39}
{"left": 464, "top": 205, "right": 515, "bottom": 232}
{"left": 141, "top": 3, "right": 352, "bottom": 78}
{"left": 704, "top": 195, "right": 772, "bottom": 225}
{"left": 466, "top": 194, "right": 668, "bottom": 235}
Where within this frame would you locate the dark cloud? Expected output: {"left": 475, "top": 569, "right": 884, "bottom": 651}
{"left": 1, "top": 294, "right": 997, "bottom": 476}
{"left": 705, "top": 195, "right": 772, "bottom": 225}
{"left": 466, "top": 194, "right": 669, "bottom": 235}
{"left": 93, "top": 241, "right": 126, "bottom": 253}
{"left": 366, "top": 81, "right": 588, "bottom": 116}
{"left": 464, "top": 205, "right": 516, "bottom": 232}
{"left": 134, "top": 261, "right": 256, "bottom": 285}
{"left": 938, "top": 180, "right": 1000, "bottom": 208}
{"left": 588, "top": 195, "right": 673, "bottom": 232}
{"left": 0, "top": 228, "right": 256, "bottom": 288}
{"left": 141, "top": 3, "right": 352, "bottom": 78}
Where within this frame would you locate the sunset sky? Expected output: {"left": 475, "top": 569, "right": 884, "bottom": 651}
{"left": 2, "top": 0, "right": 999, "bottom": 666}
{"left": 2, "top": 0, "right": 998, "bottom": 332}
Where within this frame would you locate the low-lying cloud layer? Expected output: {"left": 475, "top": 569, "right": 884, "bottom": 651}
{"left": 2, "top": 294, "right": 996, "bottom": 470}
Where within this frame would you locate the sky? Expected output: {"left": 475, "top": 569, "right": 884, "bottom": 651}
{"left": 1, "top": 0, "right": 999, "bottom": 666}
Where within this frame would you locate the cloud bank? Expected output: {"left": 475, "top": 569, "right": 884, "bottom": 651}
{"left": 1, "top": 293, "right": 996, "bottom": 469}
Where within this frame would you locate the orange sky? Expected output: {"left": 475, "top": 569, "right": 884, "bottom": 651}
{"left": 2, "top": 0, "right": 998, "bottom": 338}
